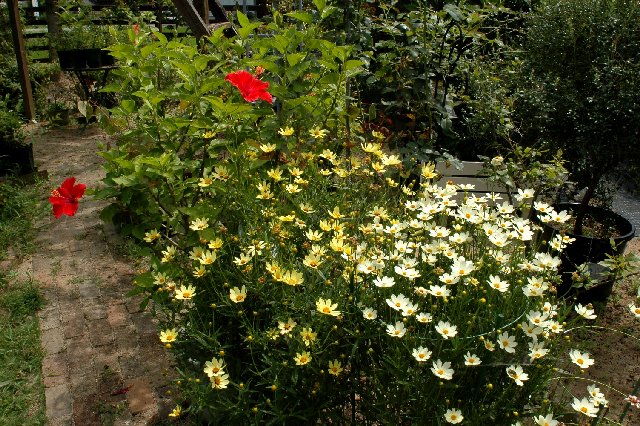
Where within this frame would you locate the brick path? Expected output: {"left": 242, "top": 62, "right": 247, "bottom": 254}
{"left": 28, "top": 126, "right": 174, "bottom": 425}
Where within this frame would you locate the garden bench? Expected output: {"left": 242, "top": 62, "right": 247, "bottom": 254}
{"left": 435, "top": 161, "right": 510, "bottom": 201}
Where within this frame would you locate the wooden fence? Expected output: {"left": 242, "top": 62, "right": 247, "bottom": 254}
{"left": 17, "top": 0, "right": 268, "bottom": 63}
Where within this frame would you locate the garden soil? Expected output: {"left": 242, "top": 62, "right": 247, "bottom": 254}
{"left": 6, "top": 119, "right": 640, "bottom": 425}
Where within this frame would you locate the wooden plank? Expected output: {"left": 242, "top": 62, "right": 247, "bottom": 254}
{"left": 438, "top": 176, "right": 507, "bottom": 193}
{"left": 436, "top": 161, "right": 485, "bottom": 177}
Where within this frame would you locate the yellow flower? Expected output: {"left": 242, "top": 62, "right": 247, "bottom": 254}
{"left": 294, "top": 351, "right": 312, "bottom": 366}
{"left": 212, "top": 165, "right": 231, "bottom": 181}
{"left": 144, "top": 229, "right": 160, "bottom": 243}
{"left": 289, "top": 167, "right": 304, "bottom": 177}
{"left": 199, "top": 250, "right": 218, "bottom": 265}
{"left": 421, "top": 162, "right": 438, "bottom": 179}
{"left": 211, "top": 373, "right": 230, "bottom": 389}
{"left": 329, "top": 237, "right": 345, "bottom": 253}
{"left": 204, "top": 358, "right": 225, "bottom": 377}
{"left": 168, "top": 405, "right": 182, "bottom": 418}
{"left": 202, "top": 131, "right": 215, "bottom": 138}
{"left": 175, "top": 285, "right": 196, "bottom": 300}
{"left": 371, "top": 162, "right": 386, "bottom": 173}
{"left": 267, "top": 168, "right": 284, "bottom": 181}
{"left": 309, "top": 127, "right": 329, "bottom": 139}
{"left": 260, "top": 143, "right": 277, "bottom": 153}
{"left": 381, "top": 154, "right": 402, "bottom": 166}
{"left": 198, "top": 176, "right": 214, "bottom": 187}
{"left": 361, "top": 143, "right": 382, "bottom": 157}
{"left": 371, "top": 130, "right": 385, "bottom": 140}
{"left": 303, "top": 253, "right": 323, "bottom": 269}
{"left": 161, "top": 246, "right": 176, "bottom": 263}
{"left": 284, "top": 183, "right": 302, "bottom": 193}
{"left": 280, "top": 270, "right": 304, "bottom": 286}
{"left": 189, "top": 217, "right": 209, "bottom": 231}
{"left": 265, "top": 262, "right": 281, "bottom": 276}
{"left": 229, "top": 285, "right": 247, "bottom": 303}
{"left": 300, "top": 327, "right": 317, "bottom": 346}
{"left": 278, "top": 318, "right": 297, "bottom": 335}
{"left": 278, "top": 126, "right": 294, "bottom": 136}
{"left": 319, "top": 149, "right": 337, "bottom": 163}
{"left": 319, "top": 220, "right": 332, "bottom": 232}
{"left": 316, "top": 298, "right": 340, "bottom": 316}
{"left": 299, "top": 203, "right": 315, "bottom": 214}
{"left": 328, "top": 360, "right": 343, "bottom": 376}
{"left": 159, "top": 328, "right": 178, "bottom": 343}
{"left": 208, "top": 238, "right": 223, "bottom": 250}
{"left": 193, "top": 266, "right": 206, "bottom": 278}
{"left": 328, "top": 206, "right": 344, "bottom": 219}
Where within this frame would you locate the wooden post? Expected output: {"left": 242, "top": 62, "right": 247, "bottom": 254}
{"left": 170, "top": 0, "right": 210, "bottom": 38}
{"left": 45, "top": 0, "right": 60, "bottom": 62}
{"left": 7, "top": 0, "right": 36, "bottom": 120}
{"left": 194, "top": 0, "right": 209, "bottom": 24}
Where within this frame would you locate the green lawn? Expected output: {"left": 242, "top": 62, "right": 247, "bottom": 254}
{"left": 0, "top": 179, "right": 47, "bottom": 425}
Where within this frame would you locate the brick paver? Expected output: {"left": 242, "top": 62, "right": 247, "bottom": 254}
{"left": 27, "top": 126, "right": 174, "bottom": 425}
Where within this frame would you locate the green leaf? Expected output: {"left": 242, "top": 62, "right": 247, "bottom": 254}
{"left": 444, "top": 3, "right": 464, "bottom": 22}
{"left": 286, "top": 53, "right": 306, "bottom": 67}
{"left": 313, "top": 0, "right": 326, "bottom": 12}
{"left": 286, "top": 11, "right": 314, "bottom": 24}
{"left": 237, "top": 11, "right": 250, "bottom": 27}
{"left": 99, "top": 203, "right": 119, "bottom": 223}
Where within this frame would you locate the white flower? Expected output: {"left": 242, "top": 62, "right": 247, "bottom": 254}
{"left": 362, "top": 307, "right": 377, "bottom": 320}
{"left": 569, "top": 350, "right": 594, "bottom": 369}
{"left": 515, "top": 188, "right": 535, "bottom": 201}
{"left": 571, "top": 397, "right": 599, "bottom": 417}
{"left": 429, "top": 285, "right": 451, "bottom": 297}
{"left": 575, "top": 303, "right": 597, "bottom": 320}
{"left": 444, "top": 408, "right": 464, "bottom": 424}
{"left": 488, "top": 275, "right": 509, "bottom": 293}
{"left": 386, "top": 294, "right": 410, "bottom": 311}
{"left": 533, "top": 413, "right": 558, "bottom": 426}
{"left": 506, "top": 365, "right": 529, "bottom": 386}
{"left": 435, "top": 321, "right": 458, "bottom": 339}
{"left": 416, "top": 313, "right": 433, "bottom": 323}
{"left": 373, "top": 276, "right": 395, "bottom": 288}
{"left": 431, "top": 360, "right": 454, "bottom": 380}
{"left": 528, "top": 341, "right": 549, "bottom": 361}
{"left": 412, "top": 346, "right": 432, "bottom": 362}
{"left": 629, "top": 303, "right": 640, "bottom": 318}
{"left": 464, "top": 352, "right": 481, "bottom": 366}
{"left": 497, "top": 332, "right": 518, "bottom": 353}
{"left": 386, "top": 321, "right": 406, "bottom": 338}
{"left": 587, "top": 385, "right": 608, "bottom": 407}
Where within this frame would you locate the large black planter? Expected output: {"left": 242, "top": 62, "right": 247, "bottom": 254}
{"left": 0, "top": 142, "right": 35, "bottom": 176}
{"left": 543, "top": 202, "right": 635, "bottom": 302}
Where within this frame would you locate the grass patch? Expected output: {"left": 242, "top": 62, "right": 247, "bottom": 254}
{"left": 0, "top": 178, "right": 47, "bottom": 425}
{"left": 0, "top": 277, "right": 46, "bottom": 425}
{"left": 0, "top": 179, "right": 47, "bottom": 260}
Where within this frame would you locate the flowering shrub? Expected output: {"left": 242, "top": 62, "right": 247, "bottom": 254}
{"left": 91, "top": 5, "right": 640, "bottom": 425}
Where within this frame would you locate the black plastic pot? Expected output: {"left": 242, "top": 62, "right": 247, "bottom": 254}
{"left": 543, "top": 202, "right": 635, "bottom": 302}
{"left": 58, "top": 48, "right": 114, "bottom": 70}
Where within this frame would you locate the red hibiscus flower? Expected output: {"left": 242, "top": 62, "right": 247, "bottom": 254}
{"left": 49, "top": 177, "right": 86, "bottom": 218}
{"left": 225, "top": 70, "right": 273, "bottom": 104}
